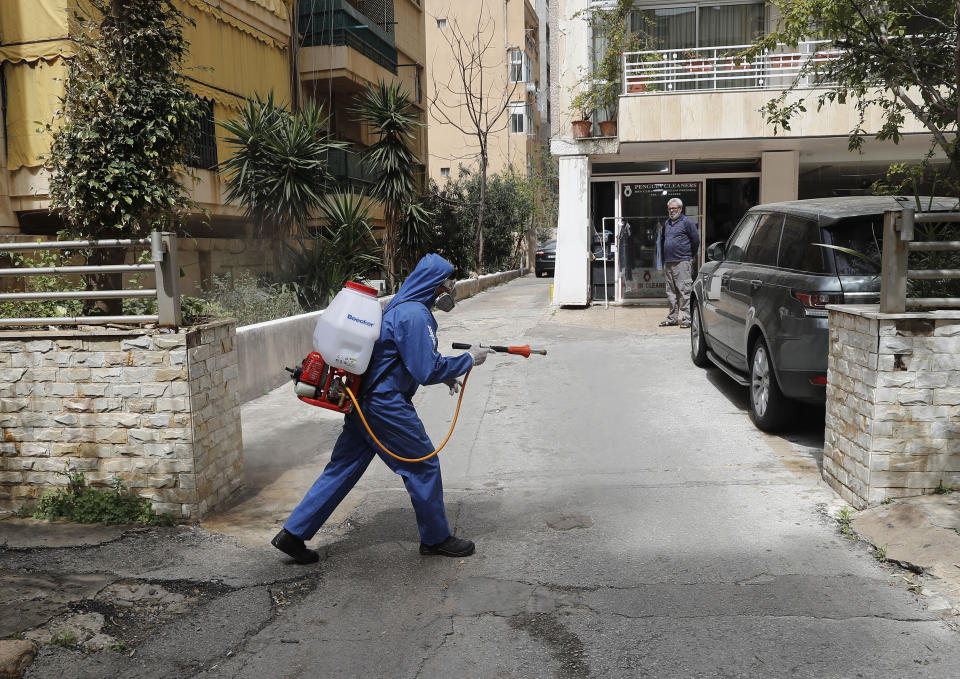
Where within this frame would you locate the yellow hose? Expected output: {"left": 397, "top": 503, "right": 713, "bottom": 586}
{"left": 345, "top": 368, "right": 472, "bottom": 463}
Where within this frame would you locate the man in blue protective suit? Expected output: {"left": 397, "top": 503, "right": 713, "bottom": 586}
{"left": 271, "top": 254, "right": 490, "bottom": 564}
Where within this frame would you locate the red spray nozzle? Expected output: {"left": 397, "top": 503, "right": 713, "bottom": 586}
{"left": 451, "top": 342, "right": 547, "bottom": 357}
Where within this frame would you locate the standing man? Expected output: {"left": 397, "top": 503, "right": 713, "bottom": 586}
{"left": 658, "top": 198, "right": 700, "bottom": 328}
{"left": 272, "top": 254, "right": 491, "bottom": 564}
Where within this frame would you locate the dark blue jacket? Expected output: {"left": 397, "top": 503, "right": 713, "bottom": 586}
{"left": 660, "top": 215, "right": 700, "bottom": 264}
{"left": 361, "top": 253, "right": 472, "bottom": 404}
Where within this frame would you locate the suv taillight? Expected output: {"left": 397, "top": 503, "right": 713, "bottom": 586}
{"left": 791, "top": 290, "right": 844, "bottom": 309}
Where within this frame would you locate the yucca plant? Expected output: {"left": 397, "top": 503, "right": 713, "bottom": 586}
{"left": 281, "top": 193, "right": 383, "bottom": 309}
{"left": 218, "top": 92, "right": 343, "bottom": 237}
{"left": 352, "top": 81, "right": 425, "bottom": 292}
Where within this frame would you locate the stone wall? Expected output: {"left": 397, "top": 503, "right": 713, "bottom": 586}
{"left": 824, "top": 305, "right": 960, "bottom": 507}
{"left": 0, "top": 319, "right": 243, "bottom": 519}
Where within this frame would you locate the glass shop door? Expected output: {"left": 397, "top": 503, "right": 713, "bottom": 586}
{"left": 617, "top": 181, "right": 701, "bottom": 300}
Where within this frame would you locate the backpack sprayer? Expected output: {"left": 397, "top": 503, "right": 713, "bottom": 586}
{"left": 287, "top": 281, "right": 546, "bottom": 462}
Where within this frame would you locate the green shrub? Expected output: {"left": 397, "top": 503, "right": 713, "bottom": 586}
{"left": 0, "top": 248, "right": 84, "bottom": 319}
{"left": 30, "top": 469, "right": 172, "bottom": 526}
{"left": 204, "top": 271, "right": 304, "bottom": 325}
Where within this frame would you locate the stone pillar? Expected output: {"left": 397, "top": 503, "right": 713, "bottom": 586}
{"left": 823, "top": 305, "right": 960, "bottom": 507}
{"left": 0, "top": 319, "right": 243, "bottom": 519}
{"left": 554, "top": 154, "right": 590, "bottom": 306}
{"left": 760, "top": 150, "right": 798, "bottom": 204}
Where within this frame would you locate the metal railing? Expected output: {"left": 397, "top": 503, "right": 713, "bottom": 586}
{"left": 299, "top": 0, "right": 398, "bottom": 74}
{"left": 0, "top": 232, "right": 181, "bottom": 326}
{"left": 623, "top": 39, "right": 840, "bottom": 95}
{"left": 880, "top": 209, "right": 960, "bottom": 313}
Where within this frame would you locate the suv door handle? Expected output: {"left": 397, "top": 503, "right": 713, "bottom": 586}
{"left": 750, "top": 279, "right": 762, "bottom": 292}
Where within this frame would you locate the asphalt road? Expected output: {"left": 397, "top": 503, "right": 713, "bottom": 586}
{"left": 13, "top": 274, "right": 960, "bottom": 678}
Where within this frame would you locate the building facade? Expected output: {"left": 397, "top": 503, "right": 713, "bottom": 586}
{"left": 0, "top": 0, "right": 294, "bottom": 294}
{"left": 549, "top": 0, "right": 939, "bottom": 306}
{"left": 424, "top": 0, "right": 546, "bottom": 182}
{"left": 297, "top": 0, "right": 429, "bottom": 201}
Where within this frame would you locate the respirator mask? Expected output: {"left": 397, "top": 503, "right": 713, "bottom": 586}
{"left": 434, "top": 278, "right": 456, "bottom": 312}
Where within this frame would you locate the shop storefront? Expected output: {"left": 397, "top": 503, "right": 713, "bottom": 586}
{"left": 587, "top": 164, "right": 760, "bottom": 304}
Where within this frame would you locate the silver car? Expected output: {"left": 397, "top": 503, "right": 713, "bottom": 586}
{"left": 690, "top": 196, "right": 958, "bottom": 431}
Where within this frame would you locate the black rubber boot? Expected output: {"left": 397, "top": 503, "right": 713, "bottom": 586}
{"left": 419, "top": 535, "right": 475, "bottom": 557}
{"left": 271, "top": 528, "right": 320, "bottom": 564}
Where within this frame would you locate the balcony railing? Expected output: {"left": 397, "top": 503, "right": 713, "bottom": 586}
{"left": 299, "top": 0, "right": 398, "bottom": 74}
{"left": 623, "top": 39, "right": 840, "bottom": 95}
{"left": 326, "top": 147, "right": 379, "bottom": 188}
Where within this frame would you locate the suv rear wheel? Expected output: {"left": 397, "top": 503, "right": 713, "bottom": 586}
{"left": 749, "top": 338, "right": 787, "bottom": 431}
{"left": 690, "top": 302, "right": 710, "bottom": 367}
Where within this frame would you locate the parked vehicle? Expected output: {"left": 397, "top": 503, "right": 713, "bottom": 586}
{"left": 535, "top": 240, "right": 556, "bottom": 277}
{"left": 689, "top": 196, "right": 958, "bottom": 431}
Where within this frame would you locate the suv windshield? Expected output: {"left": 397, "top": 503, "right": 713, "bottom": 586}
{"left": 822, "top": 217, "right": 882, "bottom": 275}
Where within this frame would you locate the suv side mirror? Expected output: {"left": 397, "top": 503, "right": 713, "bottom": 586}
{"left": 706, "top": 242, "right": 725, "bottom": 261}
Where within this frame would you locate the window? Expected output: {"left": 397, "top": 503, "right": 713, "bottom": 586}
{"left": 824, "top": 217, "right": 883, "bottom": 275}
{"left": 509, "top": 102, "right": 527, "bottom": 134}
{"left": 631, "top": 3, "right": 764, "bottom": 50}
{"left": 777, "top": 216, "right": 828, "bottom": 273}
{"left": 744, "top": 213, "right": 784, "bottom": 265}
{"left": 186, "top": 98, "right": 217, "bottom": 171}
{"left": 725, "top": 213, "right": 759, "bottom": 262}
{"left": 510, "top": 50, "right": 530, "bottom": 83}
{"left": 440, "top": 167, "right": 450, "bottom": 177}
{"left": 436, "top": 18, "right": 446, "bottom": 28}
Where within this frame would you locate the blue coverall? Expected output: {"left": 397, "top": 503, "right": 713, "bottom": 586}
{"left": 284, "top": 254, "right": 473, "bottom": 546}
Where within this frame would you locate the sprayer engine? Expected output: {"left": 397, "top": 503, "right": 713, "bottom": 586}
{"left": 288, "top": 351, "right": 362, "bottom": 414}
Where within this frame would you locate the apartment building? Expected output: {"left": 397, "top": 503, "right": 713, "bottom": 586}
{"left": 424, "top": 0, "right": 546, "bottom": 182}
{"left": 0, "top": 0, "right": 293, "bottom": 293}
{"left": 549, "top": 0, "right": 939, "bottom": 306}
{"left": 297, "top": 0, "right": 429, "bottom": 198}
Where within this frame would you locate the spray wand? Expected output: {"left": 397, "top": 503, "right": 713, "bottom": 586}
{"left": 452, "top": 342, "right": 548, "bottom": 358}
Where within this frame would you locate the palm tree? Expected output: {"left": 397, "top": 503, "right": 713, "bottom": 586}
{"left": 218, "top": 92, "right": 342, "bottom": 237}
{"left": 353, "top": 81, "right": 428, "bottom": 292}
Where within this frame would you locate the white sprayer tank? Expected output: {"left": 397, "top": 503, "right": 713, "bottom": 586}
{"left": 313, "top": 281, "right": 382, "bottom": 375}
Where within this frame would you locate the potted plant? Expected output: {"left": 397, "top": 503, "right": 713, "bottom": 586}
{"left": 569, "top": 0, "right": 649, "bottom": 139}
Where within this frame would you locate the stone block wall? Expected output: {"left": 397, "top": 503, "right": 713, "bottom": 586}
{"left": 824, "top": 306, "right": 960, "bottom": 507}
{"left": 0, "top": 319, "right": 243, "bottom": 519}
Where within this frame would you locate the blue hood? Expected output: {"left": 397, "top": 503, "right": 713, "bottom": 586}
{"left": 384, "top": 254, "right": 454, "bottom": 313}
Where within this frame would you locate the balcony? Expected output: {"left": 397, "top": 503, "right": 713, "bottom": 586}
{"left": 622, "top": 40, "right": 840, "bottom": 95}
{"left": 614, "top": 38, "right": 928, "bottom": 147}
{"left": 326, "top": 147, "right": 380, "bottom": 189}
{"left": 299, "top": 0, "right": 397, "bottom": 74}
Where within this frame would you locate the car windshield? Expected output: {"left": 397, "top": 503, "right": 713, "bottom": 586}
{"left": 822, "top": 217, "right": 882, "bottom": 275}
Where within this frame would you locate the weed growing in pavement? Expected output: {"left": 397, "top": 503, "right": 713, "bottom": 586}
{"left": 836, "top": 506, "right": 856, "bottom": 537}
{"left": 932, "top": 481, "right": 954, "bottom": 495}
{"left": 874, "top": 543, "right": 888, "bottom": 561}
{"left": 109, "top": 641, "right": 128, "bottom": 654}
{"left": 11, "top": 632, "right": 25, "bottom": 640}
{"left": 28, "top": 467, "right": 172, "bottom": 526}
{"left": 882, "top": 496, "right": 894, "bottom": 504}
{"left": 48, "top": 631, "right": 79, "bottom": 649}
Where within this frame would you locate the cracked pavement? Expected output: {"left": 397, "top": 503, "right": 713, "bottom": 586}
{"left": 3, "top": 275, "right": 960, "bottom": 678}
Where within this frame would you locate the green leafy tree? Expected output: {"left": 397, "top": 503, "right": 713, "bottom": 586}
{"left": 424, "top": 167, "right": 534, "bottom": 275}
{"left": 219, "top": 92, "right": 342, "bottom": 237}
{"left": 353, "top": 81, "right": 427, "bottom": 292}
{"left": 45, "top": 0, "right": 203, "bottom": 314}
{"left": 749, "top": 0, "right": 959, "bottom": 192}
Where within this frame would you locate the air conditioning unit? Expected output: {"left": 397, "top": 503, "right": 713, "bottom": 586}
{"left": 526, "top": 81, "right": 537, "bottom": 94}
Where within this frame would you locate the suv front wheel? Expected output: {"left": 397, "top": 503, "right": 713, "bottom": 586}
{"left": 749, "top": 338, "right": 787, "bottom": 431}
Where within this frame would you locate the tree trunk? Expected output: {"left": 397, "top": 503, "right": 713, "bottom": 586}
{"left": 384, "top": 206, "right": 397, "bottom": 293}
{"left": 85, "top": 247, "right": 124, "bottom": 316}
{"left": 476, "top": 153, "right": 487, "bottom": 274}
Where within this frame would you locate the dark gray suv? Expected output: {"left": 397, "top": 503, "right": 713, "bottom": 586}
{"left": 690, "top": 196, "right": 958, "bottom": 431}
